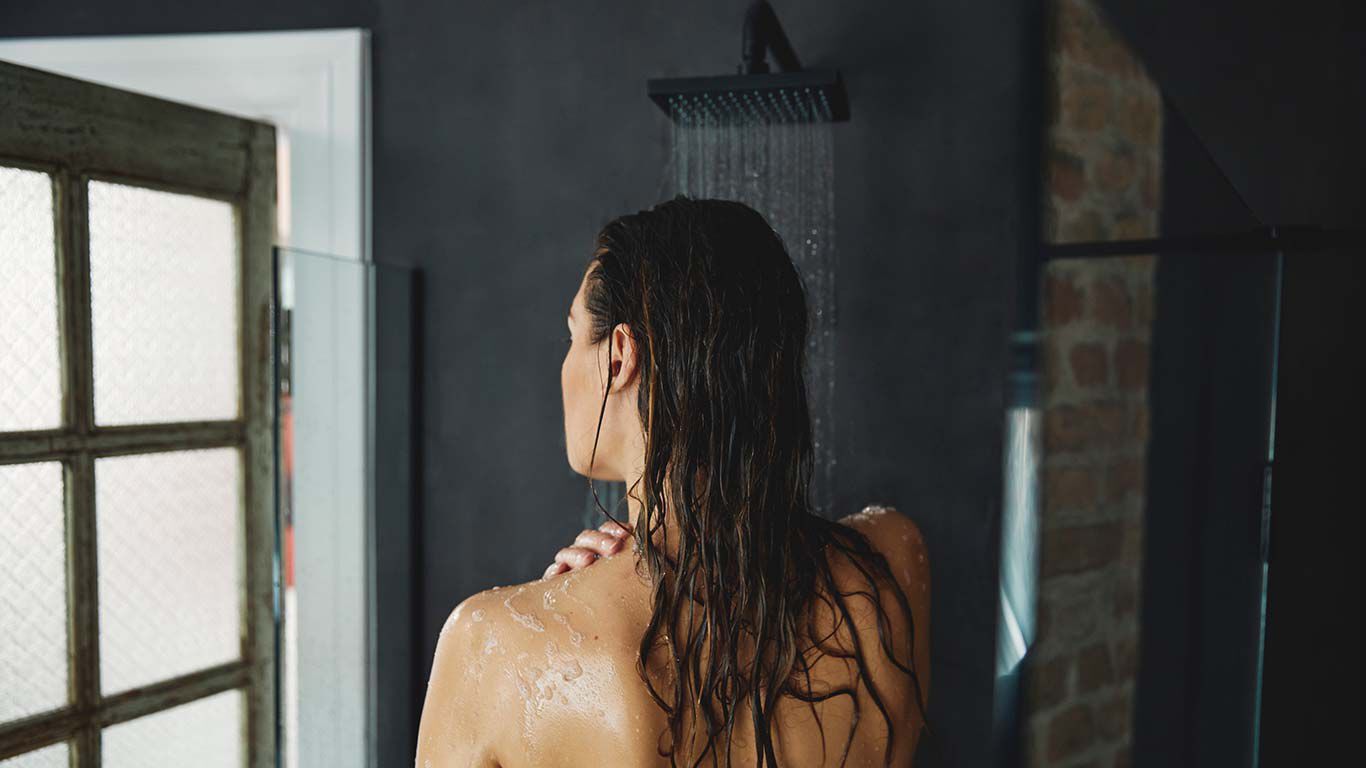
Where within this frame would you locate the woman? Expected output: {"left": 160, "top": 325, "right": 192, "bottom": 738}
{"left": 416, "top": 197, "right": 931, "bottom": 767}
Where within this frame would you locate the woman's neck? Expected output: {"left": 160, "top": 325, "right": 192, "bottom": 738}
{"left": 623, "top": 476, "right": 682, "bottom": 564}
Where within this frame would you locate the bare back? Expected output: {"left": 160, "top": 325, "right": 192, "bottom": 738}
{"left": 423, "top": 506, "right": 931, "bottom": 768}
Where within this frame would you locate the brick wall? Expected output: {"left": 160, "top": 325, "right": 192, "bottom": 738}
{"left": 1025, "top": 0, "right": 1161, "bottom": 766}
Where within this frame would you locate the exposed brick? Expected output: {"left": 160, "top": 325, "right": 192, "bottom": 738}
{"left": 1134, "top": 280, "right": 1154, "bottom": 327}
{"left": 1096, "top": 147, "right": 1138, "bottom": 192}
{"left": 1117, "top": 88, "right": 1161, "bottom": 147}
{"left": 1132, "top": 401, "right": 1150, "bottom": 443}
{"left": 1044, "top": 402, "right": 1128, "bottom": 452}
{"left": 1077, "top": 642, "right": 1115, "bottom": 692}
{"left": 1038, "top": 579, "right": 1104, "bottom": 652}
{"left": 1114, "top": 571, "right": 1140, "bottom": 620}
{"left": 1058, "top": 0, "right": 1141, "bottom": 80}
{"left": 1061, "top": 67, "right": 1113, "bottom": 134}
{"left": 1035, "top": 601, "right": 1053, "bottom": 646}
{"left": 1095, "top": 692, "right": 1133, "bottom": 741}
{"left": 1090, "top": 276, "right": 1133, "bottom": 330}
{"left": 1121, "top": 252, "right": 1157, "bottom": 277}
{"left": 1038, "top": 1, "right": 1158, "bottom": 760}
{"left": 1111, "top": 214, "right": 1149, "bottom": 241}
{"left": 1042, "top": 204, "right": 1062, "bottom": 242}
{"left": 1057, "top": 208, "right": 1108, "bottom": 242}
{"left": 1041, "top": 523, "right": 1123, "bottom": 577}
{"left": 1119, "top": 519, "right": 1144, "bottom": 569}
{"left": 1070, "top": 342, "right": 1109, "bottom": 388}
{"left": 1029, "top": 653, "right": 1071, "bottom": 710}
{"left": 1051, "top": 149, "right": 1087, "bottom": 202}
{"left": 1042, "top": 337, "right": 1064, "bottom": 401}
{"left": 1046, "top": 702, "right": 1098, "bottom": 762}
{"left": 1104, "top": 457, "right": 1144, "bottom": 503}
{"left": 1045, "top": 466, "right": 1100, "bottom": 512}
{"left": 1141, "top": 164, "right": 1161, "bottom": 211}
{"left": 1044, "top": 271, "right": 1086, "bottom": 327}
{"left": 1113, "top": 633, "right": 1139, "bottom": 678}
{"left": 1115, "top": 339, "right": 1150, "bottom": 390}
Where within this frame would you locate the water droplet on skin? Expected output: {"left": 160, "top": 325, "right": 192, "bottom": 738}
{"left": 471, "top": 609, "right": 485, "bottom": 622}
{"left": 504, "top": 593, "right": 546, "bottom": 632}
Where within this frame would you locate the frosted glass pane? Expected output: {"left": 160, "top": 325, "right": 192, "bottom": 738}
{"left": 0, "top": 742, "right": 68, "bottom": 768}
{"left": 0, "top": 462, "right": 68, "bottom": 721}
{"left": 97, "top": 448, "right": 241, "bottom": 694}
{"left": 88, "top": 180, "right": 239, "bottom": 425}
{"left": 102, "top": 688, "right": 242, "bottom": 768}
{"left": 0, "top": 167, "right": 61, "bottom": 432}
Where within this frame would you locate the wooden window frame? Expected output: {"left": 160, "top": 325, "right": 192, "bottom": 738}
{"left": 0, "top": 60, "right": 276, "bottom": 767}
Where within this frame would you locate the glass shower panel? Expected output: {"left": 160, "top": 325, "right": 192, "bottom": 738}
{"left": 274, "top": 247, "right": 415, "bottom": 768}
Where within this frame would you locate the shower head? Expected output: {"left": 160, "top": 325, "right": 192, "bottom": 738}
{"left": 647, "top": 69, "right": 850, "bottom": 125}
{"left": 647, "top": 1, "right": 849, "bottom": 125}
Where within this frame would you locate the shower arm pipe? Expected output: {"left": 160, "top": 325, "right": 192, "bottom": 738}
{"left": 742, "top": 0, "right": 803, "bottom": 74}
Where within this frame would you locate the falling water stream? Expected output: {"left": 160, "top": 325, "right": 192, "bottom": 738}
{"left": 581, "top": 91, "right": 839, "bottom": 528}
{"left": 663, "top": 92, "right": 839, "bottom": 519}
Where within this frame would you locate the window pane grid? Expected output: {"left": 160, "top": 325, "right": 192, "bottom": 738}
{"left": 2, "top": 61, "right": 275, "bottom": 766}
{"left": 1, "top": 173, "right": 251, "bottom": 766}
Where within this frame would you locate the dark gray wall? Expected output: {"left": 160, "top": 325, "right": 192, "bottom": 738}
{"left": 1096, "top": 1, "right": 1366, "bottom": 764}
{"left": 2, "top": 2, "right": 1035, "bottom": 766}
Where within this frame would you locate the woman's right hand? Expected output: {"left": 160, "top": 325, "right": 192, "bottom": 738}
{"left": 541, "top": 519, "right": 633, "bottom": 580}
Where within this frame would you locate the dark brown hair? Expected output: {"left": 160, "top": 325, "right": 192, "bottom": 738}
{"left": 581, "top": 196, "right": 929, "bottom": 767}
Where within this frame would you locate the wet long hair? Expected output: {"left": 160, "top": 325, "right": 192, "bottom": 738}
{"left": 581, "top": 196, "right": 929, "bottom": 767}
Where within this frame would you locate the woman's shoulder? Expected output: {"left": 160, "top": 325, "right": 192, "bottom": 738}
{"left": 836, "top": 504, "right": 931, "bottom": 588}
{"left": 426, "top": 558, "right": 659, "bottom": 765}
{"left": 829, "top": 504, "right": 932, "bottom": 674}
{"left": 828, "top": 503, "right": 933, "bottom": 739}
{"left": 445, "top": 553, "right": 646, "bottom": 656}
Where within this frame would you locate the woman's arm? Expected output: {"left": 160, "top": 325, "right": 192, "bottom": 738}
{"left": 415, "top": 594, "right": 505, "bottom": 768}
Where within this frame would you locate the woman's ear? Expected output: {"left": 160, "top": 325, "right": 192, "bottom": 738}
{"left": 609, "top": 323, "right": 638, "bottom": 392}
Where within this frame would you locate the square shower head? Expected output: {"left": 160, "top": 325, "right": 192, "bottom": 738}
{"left": 647, "top": 69, "right": 850, "bottom": 125}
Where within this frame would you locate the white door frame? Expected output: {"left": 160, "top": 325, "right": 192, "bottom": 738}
{"left": 0, "top": 29, "right": 375, "bottom": 768}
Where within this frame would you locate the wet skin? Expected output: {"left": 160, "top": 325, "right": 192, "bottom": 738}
{"left": 416, "top": 505, "right": 931, "bottom": 768}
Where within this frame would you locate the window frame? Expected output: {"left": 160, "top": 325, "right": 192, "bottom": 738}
{"left": 0, "top": 59, "right": 276, "bottom": 767}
